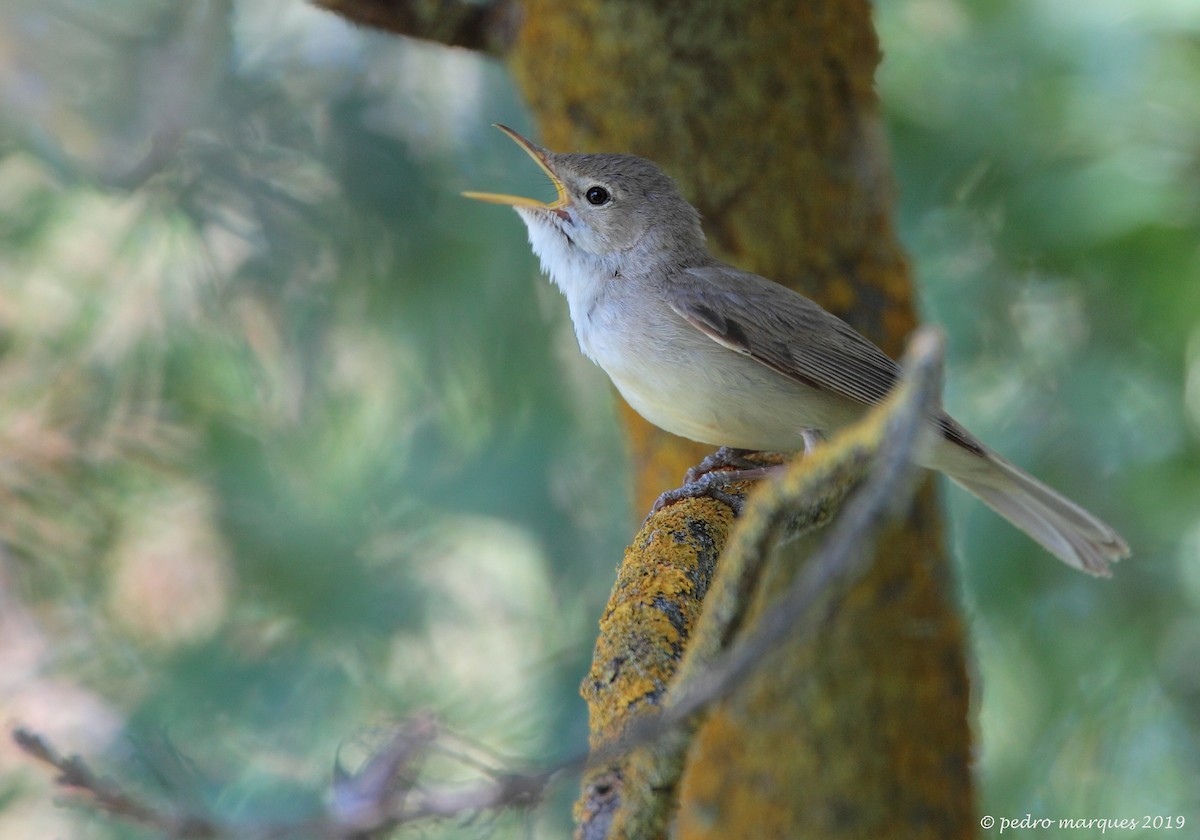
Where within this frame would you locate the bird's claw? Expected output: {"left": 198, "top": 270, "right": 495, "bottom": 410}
{"left": 650, "top": 449, "right": 786, "bottom": 519}
{"left": 682, "top": 446, "right": 760, "bottom": 485}
{"left": 651, "top": 470, "right": 748, "bottom": 516}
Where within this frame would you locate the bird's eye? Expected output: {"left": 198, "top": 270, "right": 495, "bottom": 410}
{"left": 585, "top": 186, "right": 610, "bottom": 206}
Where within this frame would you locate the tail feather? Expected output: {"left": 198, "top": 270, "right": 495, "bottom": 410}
{"left": 948, "top": 454, "right": 1130, "bottom": 577}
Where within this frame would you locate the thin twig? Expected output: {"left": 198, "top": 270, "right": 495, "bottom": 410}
{"left": 12, "top": 728, "right": 220, "bottom": 838}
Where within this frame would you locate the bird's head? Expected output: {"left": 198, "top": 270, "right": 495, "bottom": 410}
{"left": 464, "top": 125, "right": 706, "bottom": 271}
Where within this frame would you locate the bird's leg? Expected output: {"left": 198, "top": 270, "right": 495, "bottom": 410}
{"left": 651, "top": 467, "right": 777, "bottom": 516}
{"left": 801, "top": 428, "right": 825, "bottom": 452}
{"left": 652, "top": 447, "right": 783, "bottom": 516}
{"left": 682, "top": 446, "right": 762, "bottom": 484}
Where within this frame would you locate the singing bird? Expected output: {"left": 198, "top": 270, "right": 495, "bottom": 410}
{"left": 465, "top": 126, "right": 1129, "bottom": 576}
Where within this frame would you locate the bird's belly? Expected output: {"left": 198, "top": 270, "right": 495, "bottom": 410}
{"left": 596, "top": 334, "right": 864, "bottom": 452}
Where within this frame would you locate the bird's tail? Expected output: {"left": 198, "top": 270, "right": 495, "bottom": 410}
{"left": 947, "top": 452, "right": 1129, "bottom": 576}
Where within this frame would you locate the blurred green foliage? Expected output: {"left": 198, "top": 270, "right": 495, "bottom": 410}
{"left": 0, "top": 0, "right": 1196, "bottom": 837}
{"left": 0, "top": 2, "right": 626, "bottom": 836}
{"left": 879, "top": 0, "right": 1200, "bottom": 823}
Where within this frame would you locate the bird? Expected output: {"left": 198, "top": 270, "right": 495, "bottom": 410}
{"left": 464, "top": 125, "right": 1129, "bottom": 576}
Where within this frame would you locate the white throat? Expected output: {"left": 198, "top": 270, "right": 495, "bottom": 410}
{"left": 515, "top": 207, "right": 638, "bottom": 368}
{"left": 517, "top": 208, "right": 618, "bottom": 308}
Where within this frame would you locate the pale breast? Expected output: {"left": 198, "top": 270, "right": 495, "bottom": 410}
{"left": 578, "top": 289, "right": 864, "bottom": 451}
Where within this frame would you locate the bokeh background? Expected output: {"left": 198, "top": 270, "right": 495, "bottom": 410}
{"left": 0, "top": 0, "right": 1197, "bottom": 836}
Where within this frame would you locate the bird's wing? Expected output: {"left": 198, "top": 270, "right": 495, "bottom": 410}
{"left": 667, "top": 265, "right": 983, "bottom": 453}
{"left": 668, "top": 265, "right": 902, "bottom": 405}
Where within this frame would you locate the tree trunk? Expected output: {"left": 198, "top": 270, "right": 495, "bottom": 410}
{"left": 510, "top": 3, "right": 973, "bottom": 838}
{"left": 316, "top": 1, "right": 975, "bottom": 836}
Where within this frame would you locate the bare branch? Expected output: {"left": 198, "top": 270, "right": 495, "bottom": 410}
{"left": 312, "top": 0, "right": 522, "bottom": 56}
{"left": 13, "top": 721, "right": 553, "bottom": 839}
{"left": 330, "top": 714, "right": 437, "bottom": 831}
{"left": 12, "top": 728, "right": 220, "bottom": 838}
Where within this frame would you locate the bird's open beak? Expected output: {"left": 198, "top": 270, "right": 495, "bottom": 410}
{"left": 462, "top": 125, "right": 569, "bottom": 211}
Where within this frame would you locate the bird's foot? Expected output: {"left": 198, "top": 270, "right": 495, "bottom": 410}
{"left": 651, "top": 449, "right": 782, "bottom": 517}
{"left": 652, "top": 471, "right": 750, "bottom": 516}
{"left": 682, "top": 446, "right": 762, "bottom": 485}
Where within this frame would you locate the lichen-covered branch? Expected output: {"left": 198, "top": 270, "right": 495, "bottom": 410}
{"left": 577, "top": 330, "right": 947, "bottom": 839}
